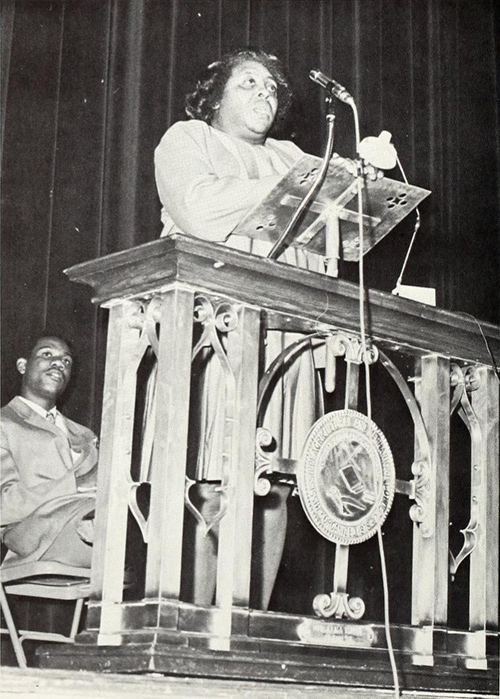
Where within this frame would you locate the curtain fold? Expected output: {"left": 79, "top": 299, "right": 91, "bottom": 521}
{"left": 0, "top": 0, "right": 16, "bottom": 161}
{"left": 1, "top": 0, "right": 499, "bottom": 428}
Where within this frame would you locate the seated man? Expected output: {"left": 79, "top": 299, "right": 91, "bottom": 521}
{"left": 1, "top": 335, "right": 97, "bottom": 571}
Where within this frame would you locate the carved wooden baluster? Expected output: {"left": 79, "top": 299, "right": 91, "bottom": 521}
{"left": 476, "top": 367, "right": 499, "bottom": 640}
{"left": 90, "top": 300, "right": 145, "bottom": 644}
{"left": 411, "top": 354, "right": 450, "bottom": 667}
{"left": 212, "top": 302, "right": 260, "bottom": 649}
{"left": 145, "top": 288, "right": 195, "bottom": 606}
{"left": 465, "top": 365, "right": 499, "bottom": 669}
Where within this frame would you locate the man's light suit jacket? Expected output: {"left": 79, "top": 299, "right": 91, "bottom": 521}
{"left": 1, "top": 396, "right": 98, "bottom": 568}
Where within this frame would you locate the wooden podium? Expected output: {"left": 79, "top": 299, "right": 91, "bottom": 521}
{"left": 39, "top": 235, "right": 499, "bottom": 695}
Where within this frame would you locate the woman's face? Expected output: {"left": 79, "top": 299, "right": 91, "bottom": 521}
{"left": 211, "top": 60, "right": 279, "bottom": 145}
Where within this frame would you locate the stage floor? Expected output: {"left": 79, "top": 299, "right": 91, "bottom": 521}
{"left": 0, "top": 667, "right": 495, "bottom": 699}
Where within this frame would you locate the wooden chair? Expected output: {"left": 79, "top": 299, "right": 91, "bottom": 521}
{"left": 0, "top": 560, "right": 90, "bottom": 668}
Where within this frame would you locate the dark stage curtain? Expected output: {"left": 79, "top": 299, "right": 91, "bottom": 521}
{"left": 2, "top": 0, "right": 499, "bottom": 432}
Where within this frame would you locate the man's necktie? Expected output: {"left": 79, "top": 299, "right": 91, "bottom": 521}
{"left": 45, "top": 410, "right": 76, "bottom": 466}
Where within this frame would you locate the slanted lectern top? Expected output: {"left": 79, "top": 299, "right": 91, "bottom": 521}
{"left": 233, "top": 154, "right": 431, "bottom": 262}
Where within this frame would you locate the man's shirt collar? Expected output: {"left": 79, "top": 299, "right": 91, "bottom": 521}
{"left": 17, "top": 396, "right": 57, "bottom": 420}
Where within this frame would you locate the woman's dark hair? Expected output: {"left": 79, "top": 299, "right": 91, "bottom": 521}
{"left": 185, "top": 48, "right": 292, "bottom": 127}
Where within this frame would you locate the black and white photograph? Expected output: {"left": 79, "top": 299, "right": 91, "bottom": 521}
{"left": 1, "top": 1, "right": 499, "bottom": 698}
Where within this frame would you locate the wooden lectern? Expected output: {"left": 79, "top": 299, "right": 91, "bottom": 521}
{"left": 39, "top": 235, "right": 499, "bottom": 695}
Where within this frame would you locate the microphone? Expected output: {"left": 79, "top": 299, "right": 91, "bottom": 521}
{"left": 309, "top": 69, "right": 354, "bottom": 105}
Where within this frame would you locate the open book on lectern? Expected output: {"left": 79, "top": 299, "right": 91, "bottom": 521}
{"left": 233, "top": 154, "right": 431, "bottom": 262}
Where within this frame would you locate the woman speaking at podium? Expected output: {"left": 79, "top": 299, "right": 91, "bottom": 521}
{"left": 154, "top": 49, "right": 325, "bottom": 611}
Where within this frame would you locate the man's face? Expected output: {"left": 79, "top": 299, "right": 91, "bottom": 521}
{"left": 17, "top": 337, "right": 73, "bottom": 408}
{"left": 211, "top": 60, "right": 279, "bottom": 145}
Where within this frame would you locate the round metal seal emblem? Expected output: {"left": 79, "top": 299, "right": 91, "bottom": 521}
{"left": 297, "top": 409, "right": 396, "bottom": 545}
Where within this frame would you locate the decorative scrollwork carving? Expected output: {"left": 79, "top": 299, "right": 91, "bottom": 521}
{"left": 254, "top": 427, "right": 275, "bottom": 496}
{"left": 126, "top": 299, "right": 146, "bottom": 330}
{"left": 450, "top": 363, "right": 463, "bottom": 387}
{"left": 214, "top": 301, "right": 239, "bottom": 333}
{"left": 192, "top": 295, "right": 239, "bottom": 359}
{"left": 408, "top": 459, "right": 432, "bottom": 537}
{"left": 464, "top": 366, "right": 480, "bottom": 393}
{"left": 128, "top": 482, "right": 150, "bottom": 543}
{"left": 144, "top": 296, "right": 161, "bottom": 357}
{"left": 362, "top": 343, "right": 379, "bottom": 366}
{"left": 326, "top": 331, "right": 379, "bottom": 365}
{"left": 450, "top": 363, "right": 481, "bottom": 414}
{"left": 193, "top": 295, "right": 211, "bottom": 325}
{"left": 325, "top": 331, "right": 379, "bottom": 393}
{"left": 188, "top": 294, "right": 239, "bottom": 529}
{"left": 124, "top": 296, "right": 161, "bottom": 354}
{"left": 184, "top": 476, "right": 230, "bottom": 536}
{"left": 313, "top": 592, "right": 366, "bottom": 620}
{"left": 450, "top": 364, "right": 465, "bottom": 415}
{"left": 448, "top": 363, "right": 483, "bottom": 577}
{"left": 120, "top": 298, "right": 163, "bottom": 527}
{"left": 449, "top": 518, "right": 479, "bottom": 579}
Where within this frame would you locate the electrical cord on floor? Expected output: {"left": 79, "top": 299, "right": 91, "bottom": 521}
{"left": 350, "top": 102, "right": 401, "bottom": 698}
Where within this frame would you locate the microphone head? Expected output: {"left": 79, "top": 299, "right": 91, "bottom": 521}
{"left": 358, "top": 130, "right": 397, "bottom": 170}
{"left": 309, "top": 69, "right": 327, "bottom": 88}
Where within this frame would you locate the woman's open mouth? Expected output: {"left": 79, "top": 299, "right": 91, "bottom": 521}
{"left": 253, "top": 102, "right": 272, "bottom": 117}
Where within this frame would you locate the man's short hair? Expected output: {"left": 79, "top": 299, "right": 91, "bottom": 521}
{"left": 18, "top": 332, "right": 74, "bottom": 360}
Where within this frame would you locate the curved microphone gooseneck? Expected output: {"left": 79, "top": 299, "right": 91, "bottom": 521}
{"left": 267, "top": 101, "right": 336, "bottom": 261}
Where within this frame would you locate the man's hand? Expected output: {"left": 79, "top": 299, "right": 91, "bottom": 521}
{"left": 76, "top": 466, "right": 97, "bottom": 492}
{"left": 76, "top": 516, "right": 95, "bottom": 544}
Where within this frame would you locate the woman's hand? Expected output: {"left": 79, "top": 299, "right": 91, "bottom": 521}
{"left": 332, "top": 153, "right": 384, "bottom": 181}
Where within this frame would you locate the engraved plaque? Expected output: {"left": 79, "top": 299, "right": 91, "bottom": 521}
{"left": 297, "top": 619, "right": 378, "bottom": 648}
{"left": 297, "top": 409, "right": 395, "bottom": 545}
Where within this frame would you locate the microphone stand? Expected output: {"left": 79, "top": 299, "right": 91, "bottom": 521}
{"left": 267, "top": 97, "right": 337, "bottom": 261}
